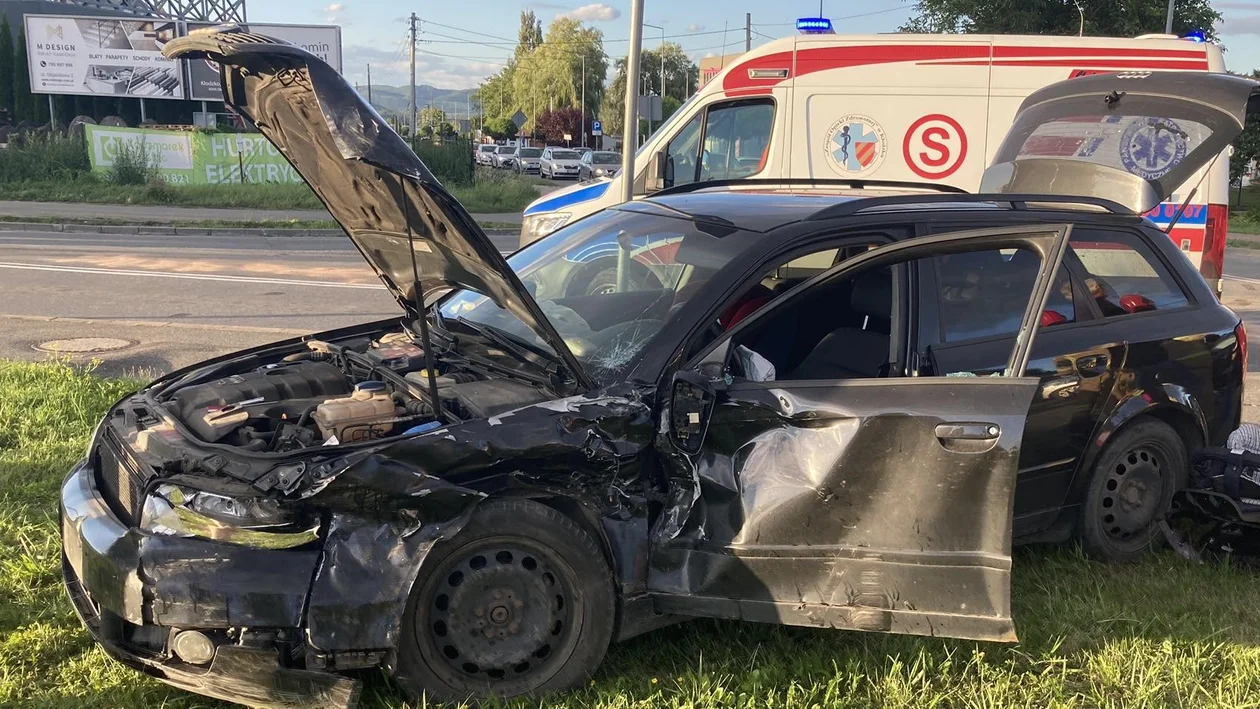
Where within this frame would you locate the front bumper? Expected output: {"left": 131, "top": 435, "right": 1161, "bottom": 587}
{"left": 520, "top": 163, "right": 541, "bottom": 173}
{"left": 60, "top": 458, "right": 359, "bottom": 709}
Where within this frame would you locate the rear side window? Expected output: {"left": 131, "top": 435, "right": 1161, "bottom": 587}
{"left": 931, "top": 250, "right": 1077, "bottom": 343}
{"left": 1070, "top": 229, "right": 1189, "bottom": 316}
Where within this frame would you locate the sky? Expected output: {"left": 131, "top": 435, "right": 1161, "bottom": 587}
{"left": 249, "top": 0, "right": 1260, "bottom": 91}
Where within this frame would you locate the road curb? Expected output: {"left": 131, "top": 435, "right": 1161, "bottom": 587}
{"left": 0, "top": 221, "right": 519, "bottom": 238}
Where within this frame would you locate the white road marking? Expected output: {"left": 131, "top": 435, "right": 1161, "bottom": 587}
{"left": 1225, "top": 274, "right": 1260, "bottom": 286}
{"left": 0, "top": 261, "right": 384, "bottom": 289}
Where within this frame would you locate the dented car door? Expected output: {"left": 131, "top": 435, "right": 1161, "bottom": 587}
{"left": 649, "top": 225, "right": 1073, "bottom": 643}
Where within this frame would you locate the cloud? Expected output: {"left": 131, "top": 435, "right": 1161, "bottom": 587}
{"left": 686, "top": 23, "right": 705, "bottom": 33}
{"left": 561, "top": 3, "right": 621, "bottom": 21}
{"left": 1219, "top": 13, "right": 1260, "bottom": 35}
{"left": 324, "top": 2, "right": 349, "bottom": 25}
{"left": 343, "top": 44, "right": 503, "bottom": 90}
{"left": 1217, "top": 1, "right": 1260, "bottom": 9}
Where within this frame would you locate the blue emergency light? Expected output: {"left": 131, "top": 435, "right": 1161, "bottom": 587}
{"left": 1182, "top": 30, "right": 1207, "bottom": 42}
{"left": 796, "top": 17, "right": 833, "bottom": 33}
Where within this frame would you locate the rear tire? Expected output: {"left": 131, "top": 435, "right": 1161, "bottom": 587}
{"left": 392, "top": 499, "right": 614, "bottom": 703}
{"left": 1079, "top": 418, "right": 1187, "bottom": 562}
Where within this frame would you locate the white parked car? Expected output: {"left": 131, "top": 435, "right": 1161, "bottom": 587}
{"left": 541, "top": 147, "right": 583, "bottom": 179}
{"left": 475, "top": 144, "right": 497, "bottom": 166}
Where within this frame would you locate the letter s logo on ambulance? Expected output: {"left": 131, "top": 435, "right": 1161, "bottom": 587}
{"left": 903, "top": 114, "right": 968, "bottom": 180}
{"left": 824, "top": 114, "right": 886, "bottom": 177}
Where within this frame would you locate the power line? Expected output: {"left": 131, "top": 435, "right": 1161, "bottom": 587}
{"left": 418, "top": 18, "right": 517, "bottom": 43}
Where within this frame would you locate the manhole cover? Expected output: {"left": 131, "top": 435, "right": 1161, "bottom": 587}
{"left": 34, "top": 337, "right": 134, "bottom": 354}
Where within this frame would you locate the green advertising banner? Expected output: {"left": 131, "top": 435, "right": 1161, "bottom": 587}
{"left": 85, "top": 126, "right": 304, "bottom": 185}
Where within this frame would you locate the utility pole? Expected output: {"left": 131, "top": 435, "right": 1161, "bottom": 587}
{"left": 745, "top": 13, "right": 751, "bottom": 52}
{"left": 366, "top": 64, "right": 373, "bottom": 104}
{"left": 620, "top": 0, "right": 645, "bottom": 203}
{"left": 408, "top": 13, "right": 418, "bottom": 140}
{"left": 580, "top": 53, "right": 586, "bottom": 148}
{"left": 1164, "top": 0, "right": 1176, "bottom": 34}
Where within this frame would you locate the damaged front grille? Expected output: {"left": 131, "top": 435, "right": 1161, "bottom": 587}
{"left": 95, "top": 427, "right": 154, "bottom": 526}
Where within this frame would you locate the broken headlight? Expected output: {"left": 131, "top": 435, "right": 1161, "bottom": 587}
{"left": 141, "top": 484, "right": 320, "bottom": 549}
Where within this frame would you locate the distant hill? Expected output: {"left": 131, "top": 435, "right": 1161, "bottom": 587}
{"left": 358, "top": 84, "right": 478, "bottom": 117}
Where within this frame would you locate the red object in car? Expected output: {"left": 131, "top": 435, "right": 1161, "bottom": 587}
{"left": 1040, "top": 310, "right": 1067, "bottom": 327}
{"left": 1119, "top": 294, "right": 1156, "bottom": 313}
{"left": 719, "top": 285, "right": 774, "bottom": 330}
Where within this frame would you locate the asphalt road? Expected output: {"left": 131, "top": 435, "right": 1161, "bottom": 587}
{"left": 4, "top": 228, "right": 1260, "bottom": 383}
{"left": 0, "top": 229, "right": 516, "bottom": 376}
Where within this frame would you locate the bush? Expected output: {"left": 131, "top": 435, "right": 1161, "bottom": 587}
{"left": 0, "top": 132, "right": 90, "bottom": 182}
{"left": 108, "top": 137, "right": 158, "bottom": 185}
{"left": 409, "top": 135, "right": 475, "bottom": 186}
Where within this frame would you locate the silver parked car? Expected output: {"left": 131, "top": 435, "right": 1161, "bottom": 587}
{"left": 514, "top": 146, "right": 543, "bottom": 174}
{"left": 579, "top": 150, "right": 621, "bottom": 180}
{"left": 491, "top": 145, "right": 517, "bottom": 168}
{"left": 541, "top": 147, "right": 583, "bottom": 179}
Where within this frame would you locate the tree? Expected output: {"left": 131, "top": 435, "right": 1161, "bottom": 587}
{"left": 901, "top": 0, "right": 1221, "bottom": 39}
{"left": 536, "top": 107, "right": 592, "bottom": 145}
{"left": 511, "top": 17, "right": 607, "bottom": 134}
{"left": 482, "top": 116, "right": 517, "bottom": 141}
{"left": 516, "top": 10, "right": 543, "bottom": 60}
{"left": 418, "top": 105, "right": 447, "bottom": 135}
{"left": 13, "top": 25, "right": 37, "bottom": 122}
{"left": 1230, "top": 69, "right": 1260, "bottom": 206}
{"left": 600, "top": 43, "right": 697, "bottom": 137}
{"left": 0, "top": 15, "right": 15, "bottom": 116}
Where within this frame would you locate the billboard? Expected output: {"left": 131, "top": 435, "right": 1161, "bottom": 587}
{"left": 185, "top": 23, "right": 343, "bottom": 102}
{"left": 85, "top": 125, "right": 305, "bottom": 185}
{"left": 23, "top": 14, "right": 185, "bottom": 99}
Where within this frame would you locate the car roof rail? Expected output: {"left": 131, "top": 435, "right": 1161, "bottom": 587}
{"left": 649, "top": 178, "right": 968, "bottom": 199}
{"left": 805, "top": 193, "right": 1135, "bottom": 221}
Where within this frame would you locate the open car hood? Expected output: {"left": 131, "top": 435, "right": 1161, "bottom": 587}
{"left": 981, "top": 71, "right": 1260, "bottom": 213}
{"left": 163, "top": 27, "right": 588, "bottom": 387}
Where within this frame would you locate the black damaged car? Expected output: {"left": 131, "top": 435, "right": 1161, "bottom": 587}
{"left": 60, "top": 28, "right": 1254, "bottom": 708}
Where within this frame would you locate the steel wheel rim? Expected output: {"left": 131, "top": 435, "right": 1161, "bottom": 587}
{"left": 418, "top": 539, "right": 577, "bottom": 686}
{"left": 1099, "top": 444, "right": 1168, "bottom": 543}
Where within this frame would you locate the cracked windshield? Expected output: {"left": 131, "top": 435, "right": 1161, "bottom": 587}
{"left": 440, "top": 209, "right": 744, "bottom": 378}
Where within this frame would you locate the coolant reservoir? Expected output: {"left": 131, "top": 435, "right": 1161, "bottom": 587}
{"left": 313, "top": 381, "right": 397, "bottom": 443}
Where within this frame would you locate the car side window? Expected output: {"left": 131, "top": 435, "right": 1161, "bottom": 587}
{"left": 665, "top": 114, "right": 703, "bottom": 188}
{"left": 930, "top": 250, "right": 1077, "bottom": 343}
{"left": 1070, "top": 229, "right": 1190, "bottom": 316}
{"left": 701, "top": 101, "right": 775, "bottom": 182}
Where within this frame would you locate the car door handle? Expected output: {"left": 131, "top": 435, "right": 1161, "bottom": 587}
{"left": 1077, "top": 354, "right": 1109, "bottom": 376}
{"left": 1041, "top": 376, "right": 1081, "bottom": 399}
{"left": 934, "top": 423, "right": 1001, "bottom": 441}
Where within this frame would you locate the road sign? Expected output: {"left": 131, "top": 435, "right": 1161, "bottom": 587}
{"left": 902, "top": 114, "right": 968, "bottom": 180}
{"left": 563, "top": 133, "right": 572, "bottom": 142}
{"left": 511, "top": 110, "right": 528, "bottom": 128}
{"left": 591, "top": 120, "right": 603, "bottom": 136}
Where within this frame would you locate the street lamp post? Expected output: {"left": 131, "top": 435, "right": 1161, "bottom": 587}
{"left": 643, "top": 22, "right": 666, "bottom": 132}
{"left": 620, "top": 0, "right": 646, "bottom": 203}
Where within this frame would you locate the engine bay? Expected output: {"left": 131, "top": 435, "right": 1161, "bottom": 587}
{"left": 163, "top": 331, "right": 550, "bottom": 453}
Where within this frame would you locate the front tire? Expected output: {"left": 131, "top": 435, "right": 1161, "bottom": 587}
{"left": 393, "top": 499, "right": 615, "bottom": 703}
{"left": 1079, "top": 418, "right": 1188, "bottom": 562}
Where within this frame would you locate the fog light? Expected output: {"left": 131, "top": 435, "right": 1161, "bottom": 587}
{"left": 171, "top": 630, "right": 216, "bottom": 665}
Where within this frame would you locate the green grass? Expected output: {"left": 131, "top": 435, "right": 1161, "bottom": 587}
{"left": 8, "top": 359, "right": 1260, "bottom": 707}
{"left": 0, "top": 177, "right": 538, "bottom": 215}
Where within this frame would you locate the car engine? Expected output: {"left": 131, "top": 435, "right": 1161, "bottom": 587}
{"left": 164, "top": 332, "right": 549, "bottom": 452}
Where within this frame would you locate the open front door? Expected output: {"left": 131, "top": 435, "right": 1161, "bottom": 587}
{"left": 649, "top": 224, "right": 1072, "bottom": 643}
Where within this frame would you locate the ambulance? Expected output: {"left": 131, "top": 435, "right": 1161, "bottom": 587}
{"left": 520, "top": 26, "right": 1232, "bottom": 292}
